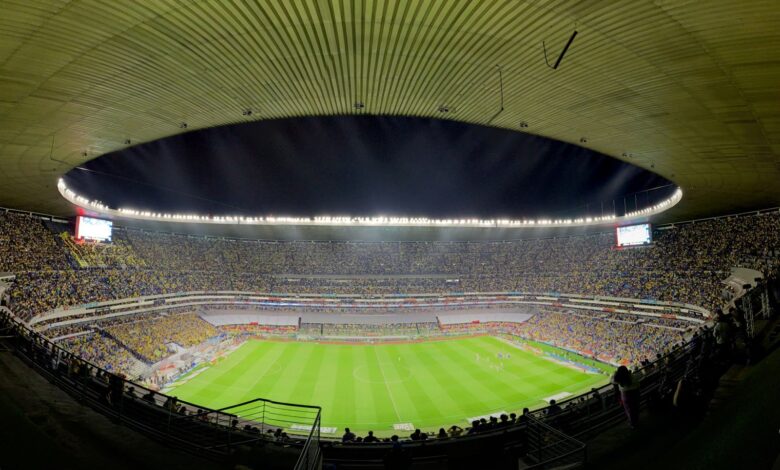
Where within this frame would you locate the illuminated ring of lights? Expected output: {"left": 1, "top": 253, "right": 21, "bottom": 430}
{"left": 58, "top": 179, "right": 683, "bottom": 228}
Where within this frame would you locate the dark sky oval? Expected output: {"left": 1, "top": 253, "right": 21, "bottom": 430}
{"left": 65, "top": 116, "right": 671, "bottom": 219}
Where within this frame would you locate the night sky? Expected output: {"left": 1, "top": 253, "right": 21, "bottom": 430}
{"left": 66, "top": 116, "right": 671, "bottom": 219}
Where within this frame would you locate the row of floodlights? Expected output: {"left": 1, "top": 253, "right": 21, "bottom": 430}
{"left": 58, "top": 179, "right": 682, "bottom": 227}
{"left": 624, "top": 188, "right": 683, "bottom": 218}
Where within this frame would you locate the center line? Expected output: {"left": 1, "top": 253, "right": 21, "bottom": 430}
{"left": 374, "top": 350, "right": 402, "bottom": 422}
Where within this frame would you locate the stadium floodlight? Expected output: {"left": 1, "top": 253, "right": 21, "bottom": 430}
{"left": 57, "top": 180, "right": 682, "bottom": 229}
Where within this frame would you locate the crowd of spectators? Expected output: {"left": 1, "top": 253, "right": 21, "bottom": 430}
{"left": 4, "top": 211, "right": 778, "bottom": 324}
{"left": 60, "top": 332, "right": 142, "bottom": 377}
{"left": 517, "top": 310, "right": 684, "bottom": 365}
{"left": 219, "top": 324, "right": 297, "bottom": 335}
{"left": 60, "top": 232, "right": 146, "bottom": 268}
{"left": 0, "top": 212, "right": 71, "bottom": 272}
{"left": 3, "top": 209, "right": 780, "bottom": 329}
{"left": 299, "top": 322, "right": 439, "bottom": 337}
{"left": 104, "top": 313, "right": 218, "bottom": 363}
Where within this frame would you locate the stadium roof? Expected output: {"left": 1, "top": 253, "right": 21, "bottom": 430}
{"left": 1, "top": 1, "right": 779, "bottom": 223}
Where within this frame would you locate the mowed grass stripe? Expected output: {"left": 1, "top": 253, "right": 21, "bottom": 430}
{"left": 174, "top": 342, "right": 273, "bottom": 406}
{"left": 434, "top": 340, "right": 524, "bottom": 410}
{"left": 382, "top": 344, "right": 444, "bottom": 425}
{"left": 265, "top": 343, "right": 319, "bottom": 403}
{"left": 396, "top": 342, "right": 480, "bottom": 425}
{"left": 336, "top": 345, "right": 358, "bottom": 427}
{"left": 232, "top": 342, "right": 290, "bottom": 403}
{"left": 350, "top": 345, "right": 383, "bottom": 429}
{"left": 436, "top": 337, "right": 586, "bottom": 414}
{"left": 408, "top": 342, "right": 481, "bottom": 423}
{"left": 443, "top": 339, "right": 556, "bottom": 413}
{"left": 309, "top": 345, "right": 344, "bottom": 429}
{"left": 371, "top": 346, "right": 405, "bottom": 423}
{"left": 169, "top": 337, "right": 609, "bottom": 435}
{"left": 471, "top": 338, "right": 607, "bottom": 405}
{"left": 458, "top": 337, "right": 581, "bottom": 394}
{"left": 286, "top": 342, "right": 328, "bottom": 407}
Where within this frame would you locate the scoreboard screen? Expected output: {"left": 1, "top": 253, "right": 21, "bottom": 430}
{"left": 76, "top": 216, "right": 113, "bottom": 242}
{"left": 616, "top": 223, "right": 651, "bottom": 247}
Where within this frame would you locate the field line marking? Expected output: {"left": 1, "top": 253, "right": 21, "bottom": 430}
{"left": 374, "top": 349, "right": 402, "bottom": 422}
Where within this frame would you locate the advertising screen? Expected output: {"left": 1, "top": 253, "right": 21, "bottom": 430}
{"left": 76, "top": 216, "right": 113, "bottom": 242}
{"left": 616, "top": 223, "right": 651, "bottom": 247}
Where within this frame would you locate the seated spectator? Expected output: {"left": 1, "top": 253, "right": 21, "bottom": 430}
{"left": 448, "top": 425, "right": 463, "bottom": 437}
{"left": 467, "top": 420, "right": 480, "bottom": 434}
{"left": 342, "top": 427, "right": 356, "bottom": 443}
{"left": 363, "top": 431, "right": 379, "bottom": 443}
{"left": 163, "top": 396, "right": 178, "bottom": 412}
{"left": 546, "top": 399, "right": 561, "bottom": 416}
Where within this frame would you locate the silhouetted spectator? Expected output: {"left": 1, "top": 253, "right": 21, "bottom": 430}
{"left": 612, "top": 365, "right": 640, "bottom": 428}
{"left": 342, "top": 427, "right": 356, "bottom": 443}
{"left": 467, "top": 420, "right": 480, "bottom": 434}
{"left": 546, "top": 399, "right": 561, "bottom": 416}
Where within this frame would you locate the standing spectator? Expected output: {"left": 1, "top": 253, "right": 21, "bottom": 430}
{"left": 612, "top": 366, "right": 640, "bottom": 428}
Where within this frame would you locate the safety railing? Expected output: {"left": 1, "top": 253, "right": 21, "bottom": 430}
{"left": 523, "top": 415, "right": 586, "bottom": 469}
{"left": 0, "top": 309, "right": 321, "bottom": 469}
{"left": 322, "top": 330, "right": 714, "bottom": 468}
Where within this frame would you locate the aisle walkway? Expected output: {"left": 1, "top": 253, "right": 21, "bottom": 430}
{"left": 587, "top": 347, "right": 780, "bottom": 470}
{"left": 0, "top": 351, "right": 224, "bottom": 470}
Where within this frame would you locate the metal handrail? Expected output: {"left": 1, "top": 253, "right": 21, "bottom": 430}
{"left": 0, "top": 309, "right": 322, "bottom": 466}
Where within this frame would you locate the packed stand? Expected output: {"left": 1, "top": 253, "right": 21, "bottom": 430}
{"left": 60, "top": 332, "right": 143, "bottom": 377}
{"left": 0, "top": 212, "right": 71, "bottom": 272}
{"left": 104, "top": 313, "right": 218, "bottom": 363}
{"left": 516, "top": 310, "right": 685, "bottom": 366}
{"left": 60, "top": 232, "right": 146, "bottom": 268}
{"left": 3, "top": 210, "right": 780, "bottom": 324}
{"left": 298, "top": 322, "right": 439, "bottom": 337}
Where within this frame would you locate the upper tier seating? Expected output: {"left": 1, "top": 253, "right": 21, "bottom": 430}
{"left": 2, "top": 210, "right": 778, "bottom": 320}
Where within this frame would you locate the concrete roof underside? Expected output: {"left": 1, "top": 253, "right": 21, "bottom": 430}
{"left": 1, "top": 0, "right": 779, "bottom": 224}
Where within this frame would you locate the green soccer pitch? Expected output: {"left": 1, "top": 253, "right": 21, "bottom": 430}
{"left": 168, "top": 336, "right": 610, "bottom": 436}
